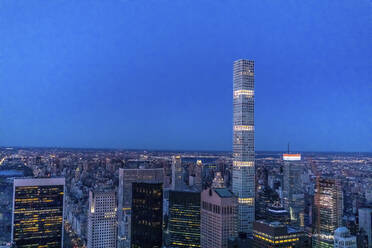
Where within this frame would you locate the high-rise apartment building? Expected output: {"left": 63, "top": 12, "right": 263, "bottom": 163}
{"left": 118, "top": 168, "right": 164, "bottom": 248}
{"left": 11, "top": 178, "right": 65, "bottom": 248}
{"left": 358, "top": 208, "right": 372, "bottom": 248}
{"left": 313, "top": 177, "right": 343, "bottom": 248}
{"left": 167, "top": 190, "right": 200, "bottom": 247}
{"left": 87, "top": 191, "right": 117, "bottom": 248}
{"left": 201, "top": 188, "right": 237, "bottom": 248}
{"left": 131, "top": 183, "right": 163, "bottom": 248}
{"left": 334, "top": 227, "right": 357, "bottom": 248}
{"left": 282, "top": 153, "right": 305, "bottom": 228}
{"left": 232, "top": 59, "right": 255, "bottom": 234}
{"left": 171, "top": 156, "right": 183, "bottom": 190}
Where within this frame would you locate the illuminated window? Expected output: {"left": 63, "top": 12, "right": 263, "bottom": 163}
{"left": 233, "top": 161, "right": 254, "bottom": 167}
{"left": 234, "top": 125, "right": 254, "bottom": 131}
{"left": 234, "top": 90, "right": 254, "bottom": 98}
{"left": 238, "top": 198, "right": 254, "bottom": 205}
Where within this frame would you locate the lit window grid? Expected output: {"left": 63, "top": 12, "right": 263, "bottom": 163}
{"left": 12, "top": 185, "right": 64, "bottom": 248}
{"left": 168, "top": 191, "right": 201, "bottom": 248}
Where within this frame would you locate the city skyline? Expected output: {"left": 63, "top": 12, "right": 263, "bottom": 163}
{"left": 1, "top": 0, "right": 371, "bottom": 152}
{"left": 1, "top": 1, "right": 371, "bottom": 248}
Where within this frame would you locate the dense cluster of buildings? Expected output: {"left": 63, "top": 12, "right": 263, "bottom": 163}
{"left": 0, "top": 60, "right": 371, "bottom": 248}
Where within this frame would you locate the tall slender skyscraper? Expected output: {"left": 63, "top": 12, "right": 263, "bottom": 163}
{"left": 11, "top": 178, "right": 65, "bottom": 248}
{"left": 232, "top": 59, "right": 255, "bottom": 234}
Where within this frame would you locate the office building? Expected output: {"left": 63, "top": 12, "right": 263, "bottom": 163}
{"left": 232, "top": 59, "right": 255, "bottom": 234}
{"left": 358, "top": 208, "right": 372, "bottom": 248}
{"left": 313, "top": 177, "right": 343, "bottom": 248}
{"left": 87, "top": 191, "right": 117, "bottom": 248}
{"left": 201, "top": 188, "right": 237, "bottom": 248}
{"left": 252, "top": 220, "right": 304, "bottom": 247}
{"left": 228, "top": 220, "right": 304, "bottom": 248}
{"left": 171, "top": 156, "right": 183, "bottom": 190}
{"left": 282, "top": 153, "right": 305, "bottom": 228}
{"left": 11, "top": 178, "right": 65, "bottom": 248}
{"left": 167, "top": 190, "right": 200, "bottom": 247}
{"left": 131, "top": 182, "right": 163, "bottom": 248}
{"left": 334, "top": 227, "right": 357, "bottom": 248}
{"left": 118, "top": 168, "right": 164, "bottom": 248}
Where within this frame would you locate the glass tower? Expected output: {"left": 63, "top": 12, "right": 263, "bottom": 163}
{"left": 118, "top": 168, "right": 164, "bottom": 248}
{"left": 167, "top": 190, "right": 200, "bottom": 248}
{"left": 11, "top": 178, "right": 65, "bottom": 248}
{"left": 131, "top": 183, "right": 163, "bottom": 248}
{"left": 232, "top": 59, "right": 255, "bottom": 234}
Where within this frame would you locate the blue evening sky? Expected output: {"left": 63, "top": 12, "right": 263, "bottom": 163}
{"left": 0, "top": 0, "right": 371, "bottom": 152}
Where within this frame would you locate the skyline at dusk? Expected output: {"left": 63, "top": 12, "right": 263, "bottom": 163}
{"left": 1, "top": 0, "right": 371, "bottom": 152}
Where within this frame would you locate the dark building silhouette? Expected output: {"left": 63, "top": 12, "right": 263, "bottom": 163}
{"left": 266, "top": 201, "right": 290, "bottom": 224}
{"left": 167, "top": 190, "right": 200, "bottom": 247}
{"left": 256, "top": 187, "right": 279, "bottom": 220}
{"left": 131, "top": 182, "right": 163, "bottom": 248}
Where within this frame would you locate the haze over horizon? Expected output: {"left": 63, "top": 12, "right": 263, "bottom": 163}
{"left": 1, "top": 0, "right": 371, "bottom": 152}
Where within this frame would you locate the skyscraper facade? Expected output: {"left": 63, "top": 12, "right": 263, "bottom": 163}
{"left": 87, "top": 191, "right": 117, "bottom": 248}
{"left": 201, "top": 188, "right": 237, "bottom": 248}
{"left": 232, "top": 59, "right": 255, "bottom": 234}
{"left": 118, "top": 168, "right": 164, "bottom": 248}
{"left": 131, "top": 182, "right": 163, "bottom": 248}
{"left": 358, "top": 208, "right": 372, "bottom": 248}
{"left": 167, "top": 190, "right": 201, "bottom": 248}
{"left": 282, "top": 154, "right": 305, "bottom": 228}
{"left": 11, "top": 178, "right": 65, "bottom": 248}
{"left": 171, "top": 155, "right": 184, "bottom": 191}
{"left": 313, "top": 177, "right": 343, "bottom": 248}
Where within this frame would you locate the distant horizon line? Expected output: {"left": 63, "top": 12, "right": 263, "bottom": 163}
{"left": 0, "top": 145, "right": 370, "bottom": 154}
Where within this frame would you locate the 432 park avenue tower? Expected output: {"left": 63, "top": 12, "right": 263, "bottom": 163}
{"left": 232, "top": 59, "right": 255, "bottom": 234}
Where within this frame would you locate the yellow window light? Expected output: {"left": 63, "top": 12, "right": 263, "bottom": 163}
{"left": 234, "top": 90, "right": 254, "bottom": 98}
{"left": 238, "top": 198, "right": 254, "bottom": 205}
{"left": 233, "top": 161, "right": 254, "bottom": 167}
{"left": 234, "top": 125, "right": 254, "bottom": 131}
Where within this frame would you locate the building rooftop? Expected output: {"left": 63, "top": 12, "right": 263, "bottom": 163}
{"left": 214, "top": 188, "right": 234, "bottom": 198}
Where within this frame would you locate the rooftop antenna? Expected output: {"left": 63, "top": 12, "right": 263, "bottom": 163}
{"left": 287, "top": 142, "right": 290, "bottom": 154}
